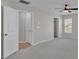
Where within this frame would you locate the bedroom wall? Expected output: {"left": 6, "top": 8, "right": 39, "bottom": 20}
{"left": 32, "top": 11, "right": 54, "bottom": 45}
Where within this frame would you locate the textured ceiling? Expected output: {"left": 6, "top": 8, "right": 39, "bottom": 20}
{"left": 2, "top": 0, "right": 78, "bottom": 15}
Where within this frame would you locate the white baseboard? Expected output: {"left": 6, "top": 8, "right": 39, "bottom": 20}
{"left": 19, "top": 38, "right": 54, "bottom": 46}
{"left": 32, "top": 38, "right": 54, "bottom": 46}
{"left": 4, "top": 48, "right": 18, "bottom": 59}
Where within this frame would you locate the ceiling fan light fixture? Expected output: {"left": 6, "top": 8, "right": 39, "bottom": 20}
{"left": 65, "top": 4, "right": 69, "bottom": 9}
{"left": 63, "top": 10, "right": 69, "bottom": 13}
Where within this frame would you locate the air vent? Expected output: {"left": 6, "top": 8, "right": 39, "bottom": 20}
{"left": 19, "top": 0, "right": 30, "bottom": 4}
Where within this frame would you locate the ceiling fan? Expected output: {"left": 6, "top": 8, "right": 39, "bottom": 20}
{"left": 55, "top": 4, "right": 78, "bottom": 13}
{"left": 19, "top": 0, "right": 30, "bottom": 4}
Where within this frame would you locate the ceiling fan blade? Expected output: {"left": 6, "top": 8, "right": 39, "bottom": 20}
{"left": 59, "top": 9, "right": 71, "bottom": 13}
{"left": 69, "top": 8, "right": 78, "bottom": 10}
{"left": 19, "top": 0, "right": 30, "bottom": 4}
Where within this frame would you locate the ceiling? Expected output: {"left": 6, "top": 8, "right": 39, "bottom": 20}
{"left": 2, "top": 0, "right": 78, "bottom": 15}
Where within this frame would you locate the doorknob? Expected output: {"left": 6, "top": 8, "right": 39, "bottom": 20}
{"left": 4, "top": 34, "right": 8, "bottom": 36}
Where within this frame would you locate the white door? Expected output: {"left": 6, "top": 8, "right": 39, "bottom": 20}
{"left": 3, "top": 6, "right": 19, "bottom": 58}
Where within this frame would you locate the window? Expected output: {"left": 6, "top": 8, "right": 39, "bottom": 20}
{"left": 64, "top": 18, "right": 72, "bottom": 33}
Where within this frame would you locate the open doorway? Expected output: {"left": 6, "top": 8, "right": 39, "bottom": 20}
{"left": 19, "top": 11, "right": 32, "bottom": 49}
{"left": 54, "top": 18, "right": 59, "bottom": 38}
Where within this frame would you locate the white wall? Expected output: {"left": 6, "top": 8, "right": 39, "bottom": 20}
{"left": 19, "top": 10, "right": 54, "bottom": 45}
{"left": 32, "top": 11, "right": 54, "bottom": 45}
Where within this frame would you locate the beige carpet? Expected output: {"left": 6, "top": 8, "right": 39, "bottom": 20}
{"left": 6, "top": 39, "right": 78, "bottom": 59}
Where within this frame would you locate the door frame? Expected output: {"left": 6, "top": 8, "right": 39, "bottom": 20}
{"left": 1, "top": 6, "right": 4, "bottom": 59}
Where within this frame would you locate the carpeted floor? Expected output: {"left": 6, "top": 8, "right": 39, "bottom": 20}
{"left": 5, "top": 39, "right": 78, "bottom": 59}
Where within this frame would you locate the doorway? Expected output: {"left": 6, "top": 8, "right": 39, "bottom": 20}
{"left": 19, "top": 11, "right": 32, "bottom": 49}
{"left": 54, "top": 18, "right": 59, "bottom": 38}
